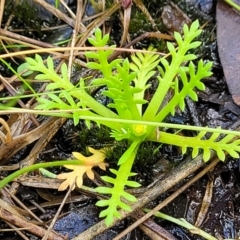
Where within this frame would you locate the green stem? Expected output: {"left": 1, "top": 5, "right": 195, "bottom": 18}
{"left": 71, "top": 89, "right": 119, "bottom": 120}
{"left": 55, "top": 0, "right": 60, "bottom": 8}
{"left": 148, "top": 131, "right": 215, "bottom": 148}
{"left": 142, "top": 26, "right": 201, "bottom": 121}
{"left": 73, "top": 116, "right": 240, "bottom": 137}
{"left": 143, "top": 48, "right": 188, "bottom": 121}
{"left": 143, "top": 209, "right": 217, "bottom": 240}
{"left": 224, "top": 0, "right": 240, "bottom": 11}
{"left": 153, "top": 77, "right": 198, "bottom": 123}
{"left": 0, "top": 160, "right": 83, "bottom": 189}
{"left": 71, "top": 108, "right": 122, "bottom": 130}
{"left": 0, "top": 58, "right": 37, "bottom": 100}
{"left": 117, "top": 140, "right": 142, "bottom": 165}
{"left": 142, "top": 75, "right": 176, "bottom": 122}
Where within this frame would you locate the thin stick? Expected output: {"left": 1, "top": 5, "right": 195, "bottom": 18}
{"left": 42, "top": 181, "right": 74, "bottom": 240}
{"left": 0, "top": 0, "right": 5, "bottom": 27}
{"left": 0, "top": 46, "right": 164, "bottom": 59}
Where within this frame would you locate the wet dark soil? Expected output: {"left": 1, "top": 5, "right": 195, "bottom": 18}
{"left": 1, "top": 0, "right": 240, "bottom": 239}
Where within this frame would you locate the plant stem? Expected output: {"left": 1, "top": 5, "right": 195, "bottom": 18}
{"left": 0, "top": 160, "right": 83, "bottom": 189}
{"left": 224, "top": 0, "right": 240, "bottom": 11}
{"left": 72, "top": 115, "right": 240, "bottom": 137}
{"left": 143, "top": 209, "right": 218, "bottom": 240}
{"left": 142, "top": 48, "right": 187, "bottom": 121}
{"left": 71, "top": 89, "right": 120, "bottom": 119}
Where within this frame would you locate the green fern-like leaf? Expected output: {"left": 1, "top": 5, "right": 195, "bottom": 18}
{"left": 130, "top": 46, "right": 160, "bottom": 115}
{"left": 95, "top": 142, "right": 141, "bottom": 226}
{"left": 155, "top": 60, "right": 212, "bottom": 122}
{"left": 103, "top": 59, "right": 143, "bottom": 120}
{"left": 96, "top": 168, "right": 140, "bottom": 226}
{"left": 143, "top": 20, "right": 204, "bottom": 122}
{"left": 24, "top": 53, "right": 120, "bottom": 126}
{"left": 85, "top": 28, "right": 122, "bottom": 80}
{"left": 26, "top": 55, "right": 73, "bottom": 90}
{"left": 158, "top": 130, "right": 240, "bottom": 162}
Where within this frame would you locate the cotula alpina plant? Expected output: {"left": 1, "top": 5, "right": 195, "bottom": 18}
{"left": 1, "top": 20, "right": 240, "bottom": 226}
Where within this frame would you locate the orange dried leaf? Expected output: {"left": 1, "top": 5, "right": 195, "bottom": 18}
{"left": 57, "top": 147, "right": 108, "bottom": 191}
